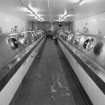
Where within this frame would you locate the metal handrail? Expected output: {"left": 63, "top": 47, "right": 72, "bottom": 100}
{"left": 59, "top": 37, "right": 105, "bottom": 94}
{"left": 0, "top": 36, "right": 45, "bottom": 91}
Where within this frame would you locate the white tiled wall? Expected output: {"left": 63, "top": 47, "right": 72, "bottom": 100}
{"left": 0, "top": 12, "right": 28, "bottom": 33}
{"left": 74, "top": 12, "right": 105, "bottom": 36}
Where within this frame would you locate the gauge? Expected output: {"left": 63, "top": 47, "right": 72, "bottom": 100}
{"left": 8, "top": 38, "right": 19, "bottom": 49}
{"left": 83, "top": 37, "right": 95, "bottom": 52}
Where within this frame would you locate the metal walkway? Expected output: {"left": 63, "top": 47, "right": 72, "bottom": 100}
{"left": 10, "top": 39, "right": 90, "bottom": 105}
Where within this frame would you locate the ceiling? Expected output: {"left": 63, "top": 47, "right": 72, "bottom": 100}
{"left": 0, "top": 0, "right": 105, "bottom": 21}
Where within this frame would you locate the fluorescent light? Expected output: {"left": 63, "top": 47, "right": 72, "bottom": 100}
{"left": 38, "top": 14, "right": 44, "bottom": 18}
{"left": 57, "top": 10, "right": 73, "bottom": 21}
{"left": 79, "top": 0, "right": 86, "bottom": 5}
{"left": 79, "top": 0, "right": 97, "bottom": 6}
{"left": 90, "top": 19, "right": 97, "bottom": 22}
{"left": 19, "top": 7, "right": 35, "bottom": 16}
{"left": 28, "top": 3, "right": 39, "bottom": 13}
{"left": 58, "top": 10, "right": 67, "bottom": 19}
{"left": 19, "top": 4, "right": 44, "bottom": 21}
{"left": 64, "top": 14, "right": 73, "bottom": 18}
{"left": 70, "top": 0, "right": 80, "bottom": 3}
{"left": 56, "top": 15, "right": 73, "bottom": 22}
{"left": 64, "top": 10, "right": 67, "bottom": 15}
{"left": 19, "top": 7, "right": 31, "bottom": 13}
{"left": 28, "top": 14, "right": 35, "bottom": 17}
{"left": 28, "top": 3, "right": 44, "bottom": 21}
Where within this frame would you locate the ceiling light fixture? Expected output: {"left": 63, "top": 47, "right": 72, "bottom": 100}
{"left": 57, "top": 10, "right": 73, "bottom": 22}
{"left": 19, "top": 0, "right": 44, "bottom": 21}
{"left": 70, "top": 0, "right": 80, "bottom": 3}
{"left": 28, "top": 3, "right": 39, "bottom": 14}
{"left": 58, "top": 10, "right": 67, "bottom": 19}
{"left": 79, "top": 0, "right": 96, "bottom": 6}
{"left": 79, "top": 0, "right": 87, "bottom": 5}
{"left": 28, "top": 14, "right": 35, "bottom": 17}
{"left": 19, "top": 7, "right": 30, "bottom": 13}
{"left": 19, "top": 7, "right": 43, "bottom": 21}
{"left": 28, "top": 3, "right": 43, "bottom": 21}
